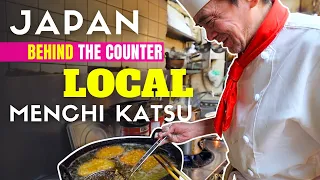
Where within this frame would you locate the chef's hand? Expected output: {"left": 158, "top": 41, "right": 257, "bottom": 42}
{"left": 158, "top": 118, "right": 215, "bottom": 144}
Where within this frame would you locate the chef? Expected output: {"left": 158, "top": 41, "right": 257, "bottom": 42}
{"left": 159, "top": 0, "right": 320, "bottom": 179}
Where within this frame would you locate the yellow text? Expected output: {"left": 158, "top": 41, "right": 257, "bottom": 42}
{"left": 28, "top": 44, "right": 73, "bottom": 60}
{"left": 64, "top": 68, "right": 193, "bottom": 98}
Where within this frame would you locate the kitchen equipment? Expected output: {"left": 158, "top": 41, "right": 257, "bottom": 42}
{"left": 205, "top": 111, "right": 217, "bottom": 118}
{"left": 182, "top": 136, "right": 228, "bottom": 180}
{"left": 105, "top": 100, "right": 152, "bottom": 136}
{"left": 211, "top": 43, "right": 226, "bottom": 53}
{"left": 199, "top": 100, "right": 219, "bottom": 118}
{"left": 180, "top": 138, "right": 205, "bottom": 156}
{"left": 84, "top": 170, "right": 124, "bottom": 180}
{"left": 67, "top": 121, "right": 113, "bottom": 150}
{"left": 183, "top": 150, "right": 214, "bottom": 168}
{"left": 130, "top": 124, "right": 173, "bottom": 177}
{"left": 165, "top": 48, "right": 187, "bottom": 70}
{"left": 186, "top": 59, "right": 206, "bottom": 70}
{"left": 178, "top": 109, "right": 205, "bottom": 156}
{"left": 130, "top": 133, "right": 169, "bottom": 177}
{"left": 58, "top": 131, "right": 184, "bottom": 180}
{"left": 186, "top": 43, "right": 211, "bottom": 70}
{"left": 2, "top": 71, "right": 171, "bottom": 180}
{"left": 154, "top": 154, "right": 190, "bottom": 180}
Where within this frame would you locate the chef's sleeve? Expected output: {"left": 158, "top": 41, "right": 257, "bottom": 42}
{"left": 302, "top": 40, "right": 320, "bottom": 144}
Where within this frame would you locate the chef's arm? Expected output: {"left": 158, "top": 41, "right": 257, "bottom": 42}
{"left": 159, "top": 118, "right": 216, "bottom": 144}
{"left": 194, "top": 118, "right": 216, "bottom": 136}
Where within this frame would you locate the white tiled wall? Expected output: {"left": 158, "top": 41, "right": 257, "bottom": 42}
{"left": 11, "top": 62, "right": 41, "bottom": 72}
{"left": 87, "top": 31, "right": 107, "bottom": 42}
{"left": 138, "top": 0, "right": 148, "bottom": 17}
{"left": 41, "top": 63, "right": 66, "bottom": 73}
{"left": 0, "top": 63, "right": 9, "bottom": 76}
{"left": 66, "top": 64, "right": 88, "bottom": 73}
{"left": 39, "top": 0, "right": 65, "bottom": 14}
{"left": 106, "top": 6, "right": 122, "bottom": 27}
{"left": 123, "top": 0, "right": 138, "bottom": 12}
{"left": 108, "top": 0, "right": 122, "bottom": 8}
{"left": 88, "top": 0, "right": 107, "bottom": 21}
{"left": 148, "top": 19, "right": 159, "bottom": 38}
{"left": 65, "top": 0, "right": 88, "bottom": 20}
{"left": 8, "top": 34, "right": 39, "bottom": 42}
{"left": 38, "top": 10, "right": 65, "bottom": 40}
{"left": 107, "top": 26, "right": 122, "bottom": 42}
{"left": 6, "top": 3, "right": 39, "bottom": 35}
{"left": 7, "top": 0, "right": 38, "bottom": 10}
{"left": 0, "top": 1, "right": 6, "bottom": 32}
{"left": 282, "top": 0, "right": 300, "bottom": 12}
{"left": 149, "top": 3, "right": 158, "bottom": 22}
{"left": 66, "top": 18, "right": 88, "bottom": 42}
{"left": 0, "top": 32, "right": 7, "bottom": 42}
{"left": 39, "top": 37, "right": 66, "bottom": 64}
{"left": 139, "top": 16, "right": 149, "bottom": 35}
{"left": 4, "top": 0, "right": 168, "bottom": 73}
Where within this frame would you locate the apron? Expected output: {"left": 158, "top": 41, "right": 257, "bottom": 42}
{"left": 223, "top": 165, "right": 320, "bottom": 180}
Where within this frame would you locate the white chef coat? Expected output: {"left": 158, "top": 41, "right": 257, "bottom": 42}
{"left": 223, "top": 13, "right": 320, "bottom": 180}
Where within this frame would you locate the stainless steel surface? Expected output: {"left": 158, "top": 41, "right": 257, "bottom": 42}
{"left": 180, "top": 138, "right": 204, "bottom": 156}
{"left": 179, "top": 110, "right": 205, "bottom": 156}
{"left": 67, "top": 121, "right": 113, "bottom": 150}
{"left": 199, "top": 100, "right": 219, "bottom": 118}
{"left": 183, "top": 137, "right": 228, "bottom": 180}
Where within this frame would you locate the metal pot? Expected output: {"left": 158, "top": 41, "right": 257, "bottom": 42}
{"left": 104, "top": 100, "right": 152, "bottom": 136}
{"left": 179, "top": 138, "right": 205, "bottom": 156}
{"left": 178, "top": 110, "right": 205, "bottom": 156}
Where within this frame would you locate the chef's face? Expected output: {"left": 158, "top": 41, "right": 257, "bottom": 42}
{"left": 194, "top": 0, "right": 252, "bottom": 53}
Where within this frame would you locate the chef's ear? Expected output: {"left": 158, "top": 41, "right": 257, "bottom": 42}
{"left": 247, "top": 0, "right": 259, "bottom": 8}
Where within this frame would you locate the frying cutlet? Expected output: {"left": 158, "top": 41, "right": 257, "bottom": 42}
{"left": 119, "top": 149, "right": 159, "bottom": 171}
{"left": 77, "top": 158, "right": 115, "bottom": 177}
{"left": 95, "top": 145, "right": 124, "bottom": 159}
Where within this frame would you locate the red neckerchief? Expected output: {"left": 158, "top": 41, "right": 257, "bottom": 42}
{"left": 214, "top": 0, "right": 289, "bottom": 136}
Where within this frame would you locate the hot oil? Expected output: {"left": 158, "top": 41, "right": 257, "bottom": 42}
{"left": 67, "top": 144, "right": 177, "bottom": 180}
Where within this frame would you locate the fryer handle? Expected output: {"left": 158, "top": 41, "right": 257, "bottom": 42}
{"left": 59, "top": 164, "right": 73, "bottom": 180}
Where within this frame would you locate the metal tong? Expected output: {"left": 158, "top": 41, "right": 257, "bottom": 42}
{"left": 129, "top": 136, "right": 168, "bottom": 177}
{"left": 154, "top": 154, "right": 190, "bottom": 180}
{"left": 129, "top": 125, "right": 172, "bottom": 178}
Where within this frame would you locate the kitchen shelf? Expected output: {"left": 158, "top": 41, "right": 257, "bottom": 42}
{"left": 167, "top": 24, "right": 198, "bottom": 42}
{"left": 186, "top": 69, "right": 202, "bottom": 74}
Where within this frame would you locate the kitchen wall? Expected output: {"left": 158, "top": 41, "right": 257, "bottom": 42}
{"left": 1, "top": 0, "right": 168, "bottom": 74}
{"left": 0, "top": 0, "right": 304, "bottom": 76}
{"left": 300, "top": 0, "right": 320, "bottom": 14}
{"left": 281, "top": 0, "right": 300, "bottom": 12}
{"left": 164, "top": 36, "right": 185, "bottom": 52}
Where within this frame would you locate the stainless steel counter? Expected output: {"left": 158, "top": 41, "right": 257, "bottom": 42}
{"left": 183, "top": 138, "right": 228, "bottom": 180}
